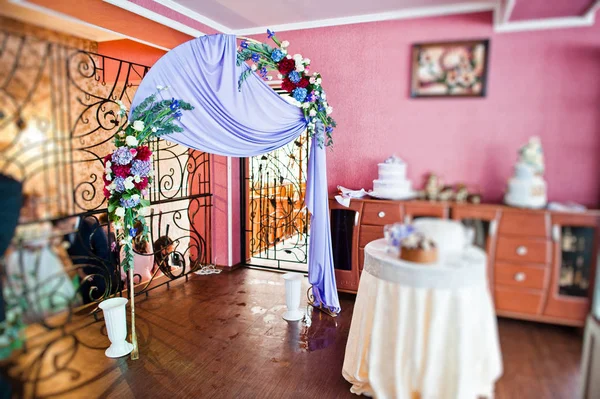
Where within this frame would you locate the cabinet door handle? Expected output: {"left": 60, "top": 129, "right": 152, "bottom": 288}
{"left": 514, "top": 272, "right": 526, "bottom": 282}
{"left": 516, "top": 245, "right": 528, "bottom": 256}
{"left": 378, "top": 211, "right": 386, "bottom": 218}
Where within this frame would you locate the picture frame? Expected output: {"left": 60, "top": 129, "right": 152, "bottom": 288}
{"left": 410, "top": 39, "right": 490, "bottom": 98}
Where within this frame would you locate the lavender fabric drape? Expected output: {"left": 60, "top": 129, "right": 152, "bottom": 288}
{"left": 130, "top": 34, "right": 340, "bottom": 313}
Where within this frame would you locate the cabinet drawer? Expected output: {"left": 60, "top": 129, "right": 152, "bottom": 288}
{"left": 359, "top": 225, "right": 384, "bottom": 247}
{"left": 495, "top": 286, "right": 543, "bottom": 314}
{"left": 494, "top": 262, "right": 547, "bottom": 290}
{"left": 361, "top": 202, "right": 402, "bottom": 226}
{"left": 498, "top": 211, "right": 549, "bottom": 238}
{"left": 496, "top": 236, "right": 550, "bottom": 264}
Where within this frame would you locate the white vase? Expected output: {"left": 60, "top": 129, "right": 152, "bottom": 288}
{"left": 282, "top": 273, "right": 304, "bottom": 321}
{"left": 99, "top": 297, "right": 134, "bottom": 358}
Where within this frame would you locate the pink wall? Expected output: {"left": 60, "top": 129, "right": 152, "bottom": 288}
{"left": 255, "top": 11, "right": 600, "bottom": 206}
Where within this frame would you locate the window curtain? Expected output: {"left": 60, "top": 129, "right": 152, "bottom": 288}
{"left": 130, "top": 34, "right": 340, "bottom": 313}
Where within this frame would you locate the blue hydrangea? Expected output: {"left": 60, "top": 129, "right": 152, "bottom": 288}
{"left": 271, "top": 49, "right": 285, "bottom": 62}
{"left": 131, "top": 159, "right": 152, "bottom": 177}
{"left": 120, "top": 196, "right": 140, "bottom": 209}
{"left": 113, "top": 177, "right": 126, "bottom": 193}
{"left": 288, "top": 71, "right": 301, "bottom": 84}
{"left": 112, "top": 147, "right": 133, "bottom": 165}
{"left": 292, "top": 88, "right": 308, "bottom": 103}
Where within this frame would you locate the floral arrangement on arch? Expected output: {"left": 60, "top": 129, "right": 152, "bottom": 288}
{"left": 237, "top": 30, "right": 336, "bottom": 147}
{"left": 103, "top": 88, "right": 193, "bottom": 272}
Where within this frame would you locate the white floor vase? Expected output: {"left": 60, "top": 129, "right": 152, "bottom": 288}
{"left": 99, "top": 297, "right": 134, "bottom": 358}
{"left": 282, "top": 273, "right": 304, "bottom": 321}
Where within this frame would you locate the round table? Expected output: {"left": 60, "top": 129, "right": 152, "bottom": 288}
{"left": 342, "top": 239, "right": 503, "bottom": 399}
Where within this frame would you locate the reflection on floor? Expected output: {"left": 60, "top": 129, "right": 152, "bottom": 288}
{"left": 0, "top": 268, "right": 583, "bottom": 398}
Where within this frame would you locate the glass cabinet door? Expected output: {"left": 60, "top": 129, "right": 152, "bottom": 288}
{"left": 557, "top": 226, "right": 594, "bottom": 298}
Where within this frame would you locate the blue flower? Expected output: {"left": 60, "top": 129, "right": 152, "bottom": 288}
{"left": 131, "top": 159, "right": 152, "bottom": 177}
{"left": 174, "top": 109, "right": 183, "bottom": 120}
{"left": 113, "top": 177, "right": 126, "bottom": 193}
{"left": 288, "top": 71, "right": 301, "bottom": 84}
{"left": 251, "top": 53, "right": 260, "bottom": 62}
{"left": 292, "top": 88, "right": 308, "bottom": 103}
{"left": 129, "top": 227, "right": 137, "bottom": 237}
{"left": 260, "top": 67, "right": 268, "bottom": 78}
{"left": 169, "top": 98, "right": 180, "bottom": 110}
{"left": 267, "top": 29, "right": 275, "bottom": 39}
{"left": 325, "top": 126, "right": 333, "bottom": 134}
{"left": 241, "top": 40, "right": 248, "bottom": 49}
{"left": 112, "top": 147, "right": 133, "bottom": 165}
{"left": 271, "top": 49, "right": 284, "bottom": 62}
{"left": 120, "top": 196, "right": 141, "bottom": 209}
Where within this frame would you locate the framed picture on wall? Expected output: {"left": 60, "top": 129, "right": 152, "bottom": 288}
{"left": 410, "top": 39, "right": 490, "bottom": 98}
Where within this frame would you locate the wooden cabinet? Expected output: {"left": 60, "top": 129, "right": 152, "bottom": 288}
{"left": 330, "top": 197, "right": 600, "bottom": 326}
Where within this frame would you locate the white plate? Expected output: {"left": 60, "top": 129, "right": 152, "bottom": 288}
{"left": 368, "top": 190, "right": 418, "bottom": 201}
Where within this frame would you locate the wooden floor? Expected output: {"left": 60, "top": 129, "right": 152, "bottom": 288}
{"left": 0, "top": 268, "right": 584, "bottom": 398}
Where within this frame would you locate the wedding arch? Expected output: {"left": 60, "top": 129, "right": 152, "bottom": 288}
{"left": 126, "top": 33, "right": 340, "bottom": 316}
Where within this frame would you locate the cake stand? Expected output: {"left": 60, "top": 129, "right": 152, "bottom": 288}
{"left": 367, "top": 190, "right": 418, "bottom": 201}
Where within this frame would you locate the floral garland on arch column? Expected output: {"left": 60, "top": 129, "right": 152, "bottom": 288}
{"left": 103, "top": 88, "right": 192, "bottom": 359}
{"left": 237, "top": 30, "right": 337, "bottom": 147}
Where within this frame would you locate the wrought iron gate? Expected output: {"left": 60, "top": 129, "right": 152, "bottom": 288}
{"left": 0, "top": 29, "right": 212, "bottom": 325}
{"left": 242, "top": 132, "right": 310, "bottom": 272}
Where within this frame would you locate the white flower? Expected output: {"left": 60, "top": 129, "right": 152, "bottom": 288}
{"left": 251, "top": 64, "right": 257, "bottom": 71}
{"left": 105, "top": 173, "right": 112, "bottom": 182}
{"left": 115, "top": 99, "right": 126, "bottom": 109}
{"left": 281, "top": 40, "right": 290, "bottom": 48}
{"left": 125, "top": 135, "right": 139, "bottom": 147}
{"left": 156, "top": 85, "right": 169, "bottom": 91}
{"left": 115, "top": 207, "right": 125, "bottom": 217}
{"left": 286, "top": 54, "right": 292, "bottom": 59}
{"left": 132, "top": 120, "right": 145, "bottom": 132}
{"left": 107, "top": 183, "right": 116, "bottom": 191}
{"left": 303, "top": 58, "right": 311, "bottom": 65}
{"left": 295, "top": 64, "right": 305, "bottom": 72}
{"left": 307, "top": 123, "right": 315, "bottom": 130}
{"left": 114, "top": 222, "right": 122, "bottom": 230}
{"left": 323, "top": 101, "right": 328, "bottom": 108}
{"left": 309, "top": 109, "right": 317, "bottom": 117}
{"left": 301, "top": 102, "right": 310, "bottom": 109}
{"left": 322, "top": 93, "right": 327, "bottom": 100}
{"left": 313, "top": 72, "right": 318, "bottom": 76}
{"left": 106, "top": 160, "right": 112, "bottom": 167}
{"left": 314, "top": 91, "right": 320, "bottom": 96}
{"left": 134, "top": 175, "right": 141, "bottom": 183}
{"left": 293, "top": 54, "right": 303, "bottom": 61}
{"left": 277, "top": 73, "right": 283, "bottom": 79}
{"left": 131, "top": 194, "right": 140, "bottom": 201}
{"left": 267, "top": 76, "right": 273, "bottom": 81}
{"left": 309, "top": 77, "right": 316, "bottom": 84}
{"left": 124, "top": 177, "right": 135, "bottom": 190}
{"left": 136, "top": 207, "right": 147, "bottom": 216}
{"left": 151, "top": 127, "right": 157, "bottom": 133}
{"left": 316, "top": 78, "right": 322, "bottom": 84}
{"left": 281, "top": 49, "right": 287, "bottom": 55}
{"left": 326, "top": 106, "right": 333, "bottom": 115}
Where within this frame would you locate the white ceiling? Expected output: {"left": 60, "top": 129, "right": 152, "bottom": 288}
{"left": 156, "top": 0, "right": 498, "bottom": 34}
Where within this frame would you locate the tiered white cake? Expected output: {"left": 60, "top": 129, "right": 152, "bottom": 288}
{"left": 504, "top": 137, "right": 547, "bottom": 209}
{"left": 372, "top": 156, "right": 413, "bottom": 199}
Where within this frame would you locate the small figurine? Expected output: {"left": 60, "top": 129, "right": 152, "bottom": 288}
{"left": 438, "top": 185, "right": 455, "bottom": 201}
{"left": 424, "top": 173, "right": 443, "bottom": 201}
{"left": 455, "top": 184, "right": 469, "bottom": 202}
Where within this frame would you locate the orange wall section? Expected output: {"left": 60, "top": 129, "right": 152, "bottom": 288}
{"left": 98, "top": 39, "right": 166, "bottom": 67}
{"left": 28, "top": 0, "right": 193, "bottom": 50}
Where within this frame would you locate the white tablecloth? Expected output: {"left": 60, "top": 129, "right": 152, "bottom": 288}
{"left": 342, "top": 240, "right": 503, "bottom": 399}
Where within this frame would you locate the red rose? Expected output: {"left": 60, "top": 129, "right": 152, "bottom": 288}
{"left": 278, "top": 58, "right": 295, "bottom": 75}
{"left": 136, "top": 145, "right": 153, "bottom": 161}
{"left": 134, "top": 177, "right": 149, "bottom": 190}
{"left": 296, "top": 78, "right": 309, "bottom": 88}
{"left": 281, "top": 78, "right": 296, "bottom": 93}
{"left": 112, "top": 164, "right": 131, "bottom": 178}
{"left": 103, "top": 187, "right": 111, "bottom": 199}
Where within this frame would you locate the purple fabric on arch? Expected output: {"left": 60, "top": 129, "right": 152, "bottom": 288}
{"left": 130, "top": 34, "right": 340, "bottom": 313}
